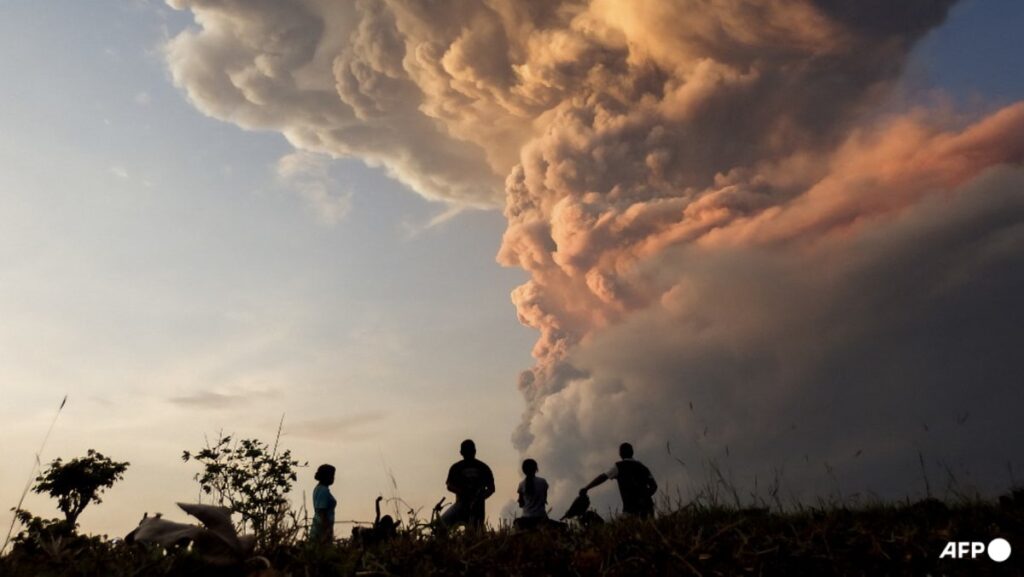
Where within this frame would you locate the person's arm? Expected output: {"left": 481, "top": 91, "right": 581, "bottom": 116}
{"left": 446, "top": 465, "right": 460, "bottom": 495}
{"left": 482, "top": 466, "right": 496, "bottom": 499}
{"left": 647, "top": 473, "right": 658, "bottom": 495}
{"left": 580, "top": 473, "right": 608, "bottom": 494}
{"left": 446, "top": 465, "right": 466, "bottom": 496}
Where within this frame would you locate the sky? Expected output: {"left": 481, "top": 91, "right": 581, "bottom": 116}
{"left": 1, "top": 0, "right": 1022, "bottom": 539}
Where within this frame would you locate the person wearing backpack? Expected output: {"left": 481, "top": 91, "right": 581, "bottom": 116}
{"left": 579, "top": 442, "right": 657, "bottom": 518}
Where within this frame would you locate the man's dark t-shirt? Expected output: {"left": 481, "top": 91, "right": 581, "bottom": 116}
{"left": 446, "top": 458, "right": 495, "bottom": 503}
{"left": 446, "top": 458, "right": 495, "bottom": 525}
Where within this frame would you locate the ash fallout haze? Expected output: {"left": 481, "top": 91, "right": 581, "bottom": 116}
{"left": 1, "top": 0, "right": 1024, "bottom": 534}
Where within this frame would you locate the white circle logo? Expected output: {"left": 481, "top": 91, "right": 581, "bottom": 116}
{"left": 988, "top": 538, "right": 1012, "bottom": 562}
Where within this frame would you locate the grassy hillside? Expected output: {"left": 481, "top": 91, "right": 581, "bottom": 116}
{"left": 2, "top": 492, "right": 1021, "bottom": 576}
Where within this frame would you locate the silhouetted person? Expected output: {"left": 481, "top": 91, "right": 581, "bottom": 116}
{"left": 353, "top": 496, "right": 398, "bottom": 545}
{"left": 309, "top": 464, "right": 337, "bottom": 544}
{"left": 440, "top": 439, "right": 495, "bottom": 529}
{"left": 580, "top": 443, "right": 657, "bottom": 518}
{"left": 373, "top": 495, "right": 398, "bottom": 540}
{"left": 560, "top": 491, "right": 605, "bottom": 527}
{"left": 514, "top": 458, "right": 550, "bottom": 530}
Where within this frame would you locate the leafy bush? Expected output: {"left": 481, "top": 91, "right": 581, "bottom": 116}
{"left": 182, "top": 432, "right": 306, "bottom": 549}
{"left": 33, "top": 450, "right": 129, "bottom": 527}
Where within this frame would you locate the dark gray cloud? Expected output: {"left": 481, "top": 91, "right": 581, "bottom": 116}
{"left": 524, "top": 168, "right": 1024, "bottom": 511}
{"left": 813, "top": 0, "right": 956, "bottom": 38}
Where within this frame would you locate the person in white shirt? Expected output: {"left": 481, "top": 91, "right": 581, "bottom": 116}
{"left": 514, "top": 458, "right": 550, "bottom": 529}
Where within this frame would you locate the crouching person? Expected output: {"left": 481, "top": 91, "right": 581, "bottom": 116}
{"left": 353, "top": 496, "right": 398, "bottom": 545}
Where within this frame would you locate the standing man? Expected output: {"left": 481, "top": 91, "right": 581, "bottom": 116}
{"left": 441, "top": 439, "right": 495, "bottom": 529}
{"left": 580, "top": 442, "right": 658, "bottom": 518}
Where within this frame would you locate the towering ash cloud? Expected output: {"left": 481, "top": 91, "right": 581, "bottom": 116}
{"left": 167, "top": 0, "right": 1024, "bottom": 508}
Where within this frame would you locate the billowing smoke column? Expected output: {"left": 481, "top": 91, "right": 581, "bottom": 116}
{"left": 167, "top": 0, "right": 1024, "bottom": 509}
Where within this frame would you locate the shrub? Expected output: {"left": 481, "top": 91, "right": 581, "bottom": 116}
{"left": 182, "top": 432, "right": 306, "bottom": 549}
{"left": 32, "top": 450, "right": 129, "bottom": 527}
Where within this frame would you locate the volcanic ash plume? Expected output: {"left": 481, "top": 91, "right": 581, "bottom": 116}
{"left": 167, "top": 0, "right": 1024, "bottom": 508}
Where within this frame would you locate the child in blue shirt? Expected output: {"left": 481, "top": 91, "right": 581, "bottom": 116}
{"left": 310, "top": 464, "right": 337, "bottom": 543}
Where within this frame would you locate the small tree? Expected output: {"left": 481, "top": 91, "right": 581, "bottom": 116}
{"left": 182, "top": 432, "right": 305, "bottom": 547}
{"left": 33, "top": 449, "right": 129, "bottom": 527}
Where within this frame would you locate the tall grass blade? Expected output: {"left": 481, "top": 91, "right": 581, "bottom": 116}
{"left": 1, "top": 395, "right": 68, "bottom": 555}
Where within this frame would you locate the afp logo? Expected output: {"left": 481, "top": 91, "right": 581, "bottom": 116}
{"left": 939, "top": 538, "right": 1012, "bottom": 562}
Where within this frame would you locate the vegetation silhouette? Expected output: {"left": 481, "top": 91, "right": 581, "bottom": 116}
{"left": 32, "top": 450, "right": 129, "bottom": 527}
{"left": 3, "top": 433, "right": 1023, "bottom": 576}
{"left": 181, "top": 427, "right": 306, "bottom": 549}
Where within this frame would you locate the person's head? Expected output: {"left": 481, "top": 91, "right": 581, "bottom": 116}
{"left": 522, "top": 458, "right": 538, "bottom": 477}
{"left": 314, "top": 464, "right": 336, "bottom": 485}
{"left": 460, "top": 439, "right": 476, "bottom": 459}
{"left": 619, "top": 443, "right": 634, "bottom": 459}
